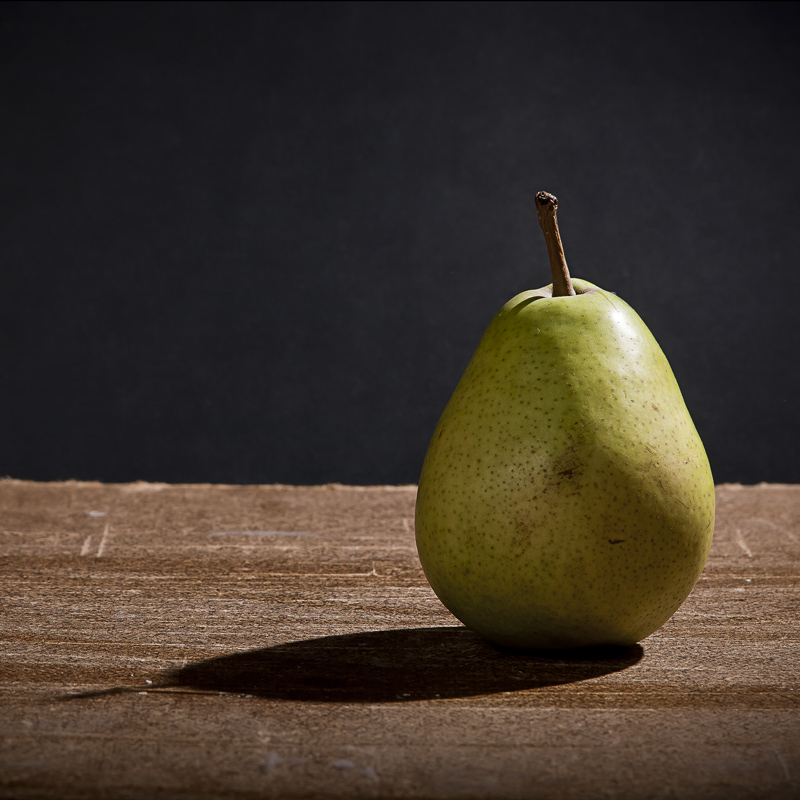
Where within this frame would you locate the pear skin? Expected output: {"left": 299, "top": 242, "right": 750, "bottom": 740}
{"left": 415, "top": 279, "right": 715, "bottom": 649}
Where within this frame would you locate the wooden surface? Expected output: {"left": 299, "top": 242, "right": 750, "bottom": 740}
{"left": 1, "top": 479, "right": 799, "bottom": 799}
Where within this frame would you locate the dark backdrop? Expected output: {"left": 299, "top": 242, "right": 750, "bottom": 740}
{"left": 1, "top": 1, "right": 798, "bottom": 485}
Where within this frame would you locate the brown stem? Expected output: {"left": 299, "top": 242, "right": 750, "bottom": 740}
{"left": 535, "top": 191, "right": 575, "bottom": 297}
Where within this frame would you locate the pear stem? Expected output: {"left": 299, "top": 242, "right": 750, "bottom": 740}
{"left": 535, "top": 191, "right": 575, "bottom": 297}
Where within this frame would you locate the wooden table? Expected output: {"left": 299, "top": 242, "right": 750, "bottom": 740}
{"left": 1, "top": 480, "right": 798, "bottom": 799}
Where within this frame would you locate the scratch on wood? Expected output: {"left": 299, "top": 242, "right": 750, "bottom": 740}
{"left": 209, "top": 531, "right": 313, "bottom": 538}
{"left": 772, "top": 745, "right": 791, "bottom": 782}
{"left": 97, "top": 523, "right": 111, "bottom": 557}
{"left": 753, "top": 516, "right": 798, "bottom": 543}
{"left": 735, "top": 529, "right": 753, "bottom": 558}
{"left": 255, "top": 571, "right": 383, "bottom": 578}
{"left": 80, "top": 535, "right": 92, "bottom": 556}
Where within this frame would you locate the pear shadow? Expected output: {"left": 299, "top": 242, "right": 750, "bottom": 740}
{"left": 154, "top": 626, "right": 642, "bottom": 703}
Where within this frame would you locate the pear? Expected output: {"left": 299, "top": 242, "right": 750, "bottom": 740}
{"left": 415, "top": 192, "right": 714, "bottom": 649}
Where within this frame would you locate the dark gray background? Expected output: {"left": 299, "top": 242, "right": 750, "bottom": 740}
{"left": 1, "top": 2, "right": 798, "bottom": 485}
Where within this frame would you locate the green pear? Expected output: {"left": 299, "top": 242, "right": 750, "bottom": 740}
{"left": 415, "top": 192, "right": 714, "bottom": 649}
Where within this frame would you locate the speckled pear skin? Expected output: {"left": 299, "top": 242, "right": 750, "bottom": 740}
{"left": 415, "top": 279, "right": 715, "bottom": 649}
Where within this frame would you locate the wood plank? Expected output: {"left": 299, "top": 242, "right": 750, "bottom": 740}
{"left": 1, "top": 480, "right": 799, "bottom": 798}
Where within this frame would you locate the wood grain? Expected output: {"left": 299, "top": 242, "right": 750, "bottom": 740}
{"left": 1, "top": 480, "right": 798, "bottom": 798}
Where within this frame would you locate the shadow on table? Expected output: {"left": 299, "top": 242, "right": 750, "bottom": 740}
{"left": 159, "top": 626, "right": 642, "bottom": 702}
